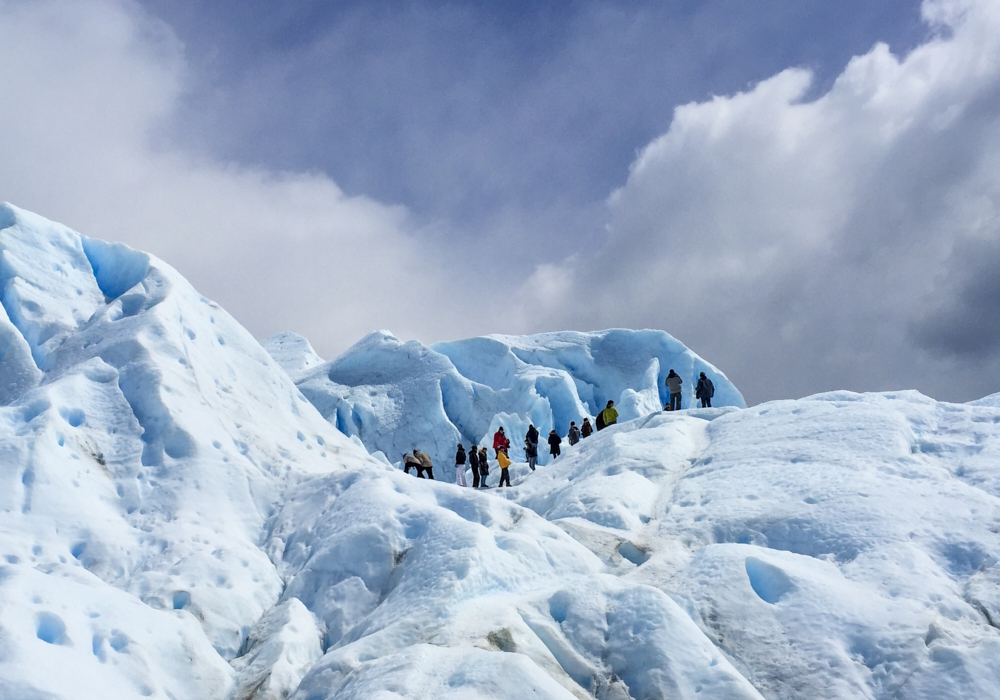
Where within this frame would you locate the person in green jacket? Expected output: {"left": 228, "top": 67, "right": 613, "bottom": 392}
{"left": 600, "top": 400, "right": 619, "bottom": 429}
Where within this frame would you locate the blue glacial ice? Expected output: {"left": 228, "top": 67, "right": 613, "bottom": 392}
{"left": 272, "top": 327, "right": 744, "bottom": 475}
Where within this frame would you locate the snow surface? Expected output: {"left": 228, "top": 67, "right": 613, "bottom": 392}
{"left": 2, "top": 202, "right": 1000, "bottom": 700}
{"left": 274, "top": 328, "right": 744, "bottom": 476}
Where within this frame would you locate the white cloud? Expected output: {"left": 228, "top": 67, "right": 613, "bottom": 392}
{"left": 0, "top": 0, "right": 471, "bottom": 357}
{"left": 517, "top": 0, "right": 1000, "bottom": 403}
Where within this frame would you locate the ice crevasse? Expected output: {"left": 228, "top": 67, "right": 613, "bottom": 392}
{"left": 1, "top": 203, "right": 1000, "bottom": 700}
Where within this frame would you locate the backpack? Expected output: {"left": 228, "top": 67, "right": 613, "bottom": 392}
{"left": 595, "top": 411, "right": 605, "bottom": 431}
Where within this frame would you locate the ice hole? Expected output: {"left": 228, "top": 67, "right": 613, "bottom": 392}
{"left": 59, "top": 407, "right": 85, "bottom": 427}
{"left": 21, "top": 400, "right": 49, "bottom": 423}
{"left": 618, "top": 541, "right": 650, "bottom": 566}
{"left": 745, "top": 557, "right": 794, "bottom": 604}
{"left": 35, "top": 612, "right": 69, "bottom": 645}
{"left": 549, "top": 594, "right": 569, "bottom": 623}
{"left": 172, "top": 591, "right": 191, "bottom": 610}
{"left": 109, "top": 630, "right": 129, "bottom": 652}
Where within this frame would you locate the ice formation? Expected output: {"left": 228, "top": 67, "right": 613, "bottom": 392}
{"left": 277, "top": 327, "right": 744, "bottom": 474}
{"left": 1, "top": 203, "right": 999, "bottom": 700}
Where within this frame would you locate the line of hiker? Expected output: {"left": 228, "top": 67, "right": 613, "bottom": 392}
{"left": 454, "top": 443, "right": 497, "bottom": 488}
{"left": 403, "top": 370, "right": 714, "bottom": 485}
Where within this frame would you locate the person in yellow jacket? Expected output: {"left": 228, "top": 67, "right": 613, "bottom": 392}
{"left": 600, "top": 400, "right": 619, "bottom": 429}
{"left": 497, "top": 450, "right": 512, "bottom": 487}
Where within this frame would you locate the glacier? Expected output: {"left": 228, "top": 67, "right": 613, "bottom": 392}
{"left": 1, "top": 202, "right": 1000, "bottom": 700}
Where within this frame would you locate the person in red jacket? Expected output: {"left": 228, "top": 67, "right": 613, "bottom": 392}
{"left": 493, "top": 427, "right": 509, "bottom": 458}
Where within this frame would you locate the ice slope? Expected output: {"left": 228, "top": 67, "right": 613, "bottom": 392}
{"left": 504, "top": 392, "right": 1000, "bottom": 700}
{"left": 277, "top": 328, "right": 744, "bottom": 476}
{"left": 267, "top": 462, "right": 763, "bottom": 700}
{"left": 0, "top": 203, "right": 372, "bottom": 698}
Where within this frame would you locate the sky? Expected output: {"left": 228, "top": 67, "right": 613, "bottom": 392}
{"left": 3, "top": 0, "right": 1000, "bottom": 405}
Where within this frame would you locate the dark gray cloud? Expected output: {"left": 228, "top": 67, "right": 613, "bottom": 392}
{"left": 912, "top": 239, "right": 1000, "bottom": 360}
{"left": 143, "top": 0, "right": 926, "bottom": 259}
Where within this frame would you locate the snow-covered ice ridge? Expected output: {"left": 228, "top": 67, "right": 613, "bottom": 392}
{"left": 264, "top": 327, "right": 745, "bottom": 473}
{"left": 1, "top": 204, "right": 999, "bottom": 700}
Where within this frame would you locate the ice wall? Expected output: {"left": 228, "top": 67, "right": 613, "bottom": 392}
{"left": 277, "top": 328, "right": 745, "bottom": 475}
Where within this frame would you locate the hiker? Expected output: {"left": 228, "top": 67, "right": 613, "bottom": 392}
{"left": 525, "top": 438, "right": 538, "bottom": 471}
{"left": 455, "top": 444, "right": 467, "bottom": 487}
{"left": 479, "top": 446, "right": 490, "bottom": 487}
{"left": 493, "top": 427, "right": 510, "bottom": 458}
{"left": 581, "top": 418, "right": 593, "bottom": 438}
{"left": 525, "top": 423, "right": 539, "bottom": 447}
{"left": 548, "top": 429, "right": 562, "bottom": 458}
{"left": 666, "top": 369, "right": 683, "bottom": 411}
{"left": 403, "top": 452, "right": 421, "bottom": 475}
{"left": 567, "top": 421, "right": 580, "bottom": 446}
{"left": 600, "top": 400, "right": 618, "bottom": 429}
{"left": 469, "top": 444, "right": 481, "bottom": 487}
{"left": 412, "top": 449, "right": 434, "bottom": 479}
{"left": 696, "top": 372, "right": 715, "bottom": 408}
{"left": 497, "top": 449, "right": 511, "bottom": 487}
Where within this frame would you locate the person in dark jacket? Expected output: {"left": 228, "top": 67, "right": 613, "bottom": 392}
{"left": 666, "top": 369, "right": 683, "bottom": 411}
{"left": 581, "top": 418, "right": 593, "bottom": 438}
{"left": 695, "top": 372, "right": 715, "bottom": 408}
{"left": 469, "top": 444, "right": 481, "bottom": 487}
{"left": 599, "top": 400, "right": 618, "bottom": 429}
{"left": 525, "top": 438, "right": 538, "bottom": 471}
{"left": 525, "top": 424, "right": 539, "bottom": 446}
{"left": 548, "top": 429, "right": 562, "bottom": 458}
{"left": 455, "top": 444, "right": 467, "bottom": 486}
{"left": 479, "top": 446, "right": 490, "bottom": 487}
{"left": 412, "top": 449, "right": 434, "bottom": 479}
{"left": 567, "top": 421, "right": 581, "bottom": 446}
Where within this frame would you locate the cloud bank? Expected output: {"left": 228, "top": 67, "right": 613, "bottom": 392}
{"left": 0, "top": 0, "right": 470, "bottom": 354}
{"left": 517, "top": 0, "right": 1000, "bottom": 403}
